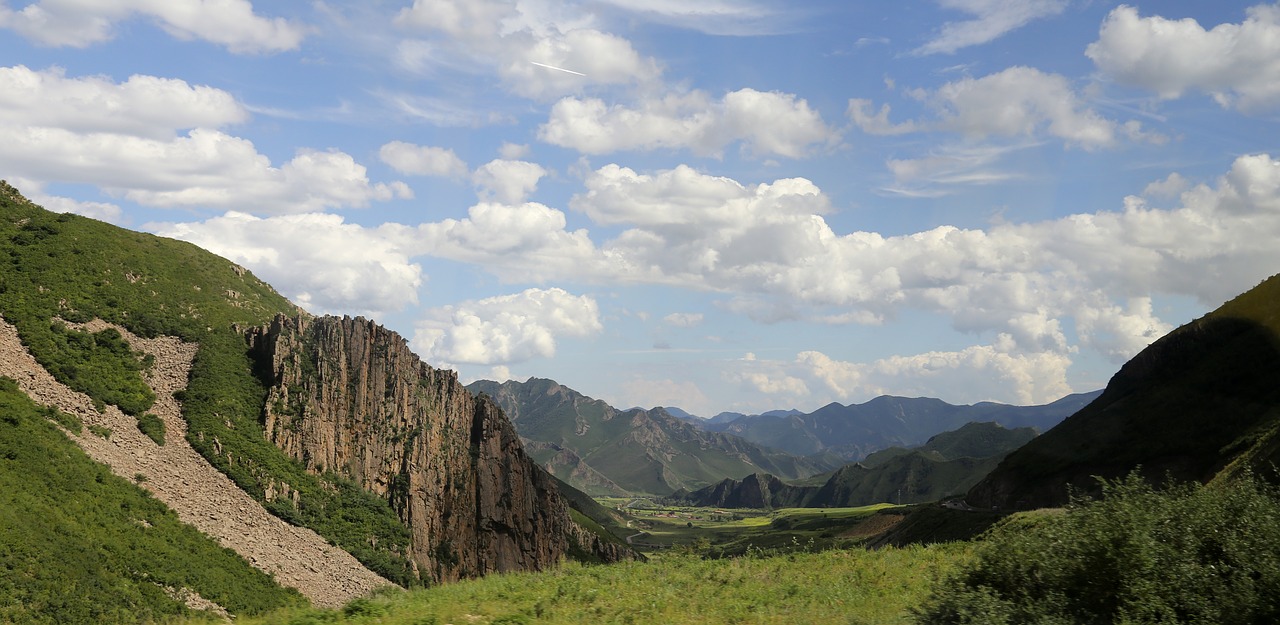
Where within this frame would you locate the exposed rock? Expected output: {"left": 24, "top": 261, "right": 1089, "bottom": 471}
{"left": 246, "top": 314, "right": 629, "bottom": 583}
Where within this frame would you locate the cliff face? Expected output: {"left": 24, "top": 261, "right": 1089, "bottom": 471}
{"left": 246, "top": 314, "right": 624, "bottom": 583}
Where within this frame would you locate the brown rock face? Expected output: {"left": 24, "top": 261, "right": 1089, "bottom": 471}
{"left": 245, "top": 314, "right": 610, "bottom": 583}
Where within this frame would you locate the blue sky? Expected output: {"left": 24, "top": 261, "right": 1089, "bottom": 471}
{"left": 3, "top": 1, "right": 1279, "bottom": 416}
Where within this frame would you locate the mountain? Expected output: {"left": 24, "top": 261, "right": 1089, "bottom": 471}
{"left": 467, "top": 377, "right": 839, "bottom": 496}
{"left": 0, "top": 182, "right": 628, "bottom": 620}
{"left": 862, "top": 421, "right": 1039, "bottom": 468}
{"left": 702, "top": 392, "right": 1099, "bottom": 460}
{"left": 673, "top": 421, "right": 1033, "bottom": 509}
{"left": 968, "top": 274, "right": 1280, "bottom": 510}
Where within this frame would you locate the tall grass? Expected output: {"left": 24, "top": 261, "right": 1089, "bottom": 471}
{"left": 235, "top": 544, "right": 969, "bottom": 625}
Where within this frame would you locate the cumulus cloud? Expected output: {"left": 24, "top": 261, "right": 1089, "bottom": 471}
{"left": 150, "top": 212, "right": 423, "bottom": 316}
{"left": 393, "top": 0, "right": 661, "bottom": 99}
{"left": 0, "top": 0, "right": 305, "bottom": 53}
{"left": 7, "top": 176, "right": 123, "bottom": 224}
{"left": 395, "top": 201, "right": 607, "bottom": 281}
{"left": 797, "top": 345, "right": 1074, "bottom": 405}
{"left": 0, "top": 65, "right": 407, "bottom": 214}
{"left": 0, "top": 65, "right": 248, "bottom": 139}
{"left": 914, "top": 0, "right": 1068, "bottom": 56}
{"left": 379, "top": 141, "right": 468, "bottom": 178}
{"left": 413, "top": 287, "right": 602, "bottom": 365}
{"left": 1087, "top": 4, "right": 1280, "bottom": 111}
{"left": 471, "top": 159, "right": 548, "bottom": 203}
{"left": 539, "top": 88, "right": 836, "bottom": 158}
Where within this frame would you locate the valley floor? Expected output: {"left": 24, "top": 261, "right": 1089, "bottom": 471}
{"left": 228, "top": 544, "right": 969, "bottom": 625}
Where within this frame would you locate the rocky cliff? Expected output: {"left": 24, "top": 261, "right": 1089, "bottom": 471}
{"left": 246, "top": 314, "right": 628, "bottom": 583}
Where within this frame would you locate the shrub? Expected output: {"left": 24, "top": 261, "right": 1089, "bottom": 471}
{"left": 915, "top": 472, "right": 1280, "bottom": 624}
{"left": 137, "top": 412, "right": 165, "bottom": 445}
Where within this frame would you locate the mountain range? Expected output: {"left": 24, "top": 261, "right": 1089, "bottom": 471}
{"left": 686, "top": 391, "right": 1099, "bottom": 460}
{"left": 467, "top": 377, "right": 840, "bottom": 496}
{"left": 671, "top": 421, "right": 1037, "bottom": 509}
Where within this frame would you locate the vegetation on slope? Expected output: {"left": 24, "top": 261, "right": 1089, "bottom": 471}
{"left": 228, "top": 543, "right": 968, "bottom": 625}
{"left": 0, "top": 377, "right": 305, "bottom": 623}
{"left": 919, "top": 473, "right": 1280, "bottom": 624}
{"left": 0, "top": 184, "right": 417, "bottom": 586}
{"left": 969, "top": 274, "right": 1280, "bottom": 509}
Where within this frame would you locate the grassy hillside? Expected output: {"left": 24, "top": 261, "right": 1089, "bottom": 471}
{"left": 969, "top": 274, "right": 1280, "bottom": 509}
{"left": 219, "top": 543, "right": 969, "bottom": 625}
{"left": 0, "top": 377, "right": 305, "bottom": 623}
{"left": 861, "top": 421, "right": 1037, "bottom": 468}
{"left": 0, "top": 183, "right": 417, "bottom": 585}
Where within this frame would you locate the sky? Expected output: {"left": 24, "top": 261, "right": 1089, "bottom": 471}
{"left": 2, "top": 1, "right": 1279, "bottom": 417}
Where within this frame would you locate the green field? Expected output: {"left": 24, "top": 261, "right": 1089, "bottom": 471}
{"left": 234, "top": 544, "right": 968, "bottom": 625}
{"left": 600, "top": 499, "right": 903, "bottom": 557}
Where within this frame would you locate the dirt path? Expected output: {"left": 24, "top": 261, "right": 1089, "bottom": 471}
{"left": 0, "top": 317, "right": 393, "bottom": 609}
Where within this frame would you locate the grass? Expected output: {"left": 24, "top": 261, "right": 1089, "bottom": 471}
{"left": 602, "top": 500, "right": 902, "bottom": 557}
{"left": 228, "top": 544, "right": 969, "bottom": 625}
{"left": 0, "top": 377, "right": 305, "bottom": 624}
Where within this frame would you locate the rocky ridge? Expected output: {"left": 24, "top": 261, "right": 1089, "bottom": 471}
{"left": 0, "top": 315, "right": 390, "bottom": 609}
{"left": 246, "top": 314, "right": 630, "bottom": 583}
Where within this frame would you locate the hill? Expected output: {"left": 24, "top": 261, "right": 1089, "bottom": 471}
{"left": 673, "top": 421, "right": 1033, "bottom": 509}
{"left": 0, "top": 182, "right": 628, "bottom": 618}
{"left": 702, "top": 391, "right": 1098, "bottom": 460}
{"left": 968, "top": 274, "right": 1280, "bottom": 510}
{"left": 467, "top": 377, "right": 838, "bottom": 496}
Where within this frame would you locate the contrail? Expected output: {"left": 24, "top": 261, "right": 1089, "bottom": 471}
{"left": 530, "top": 61, "right": 586, "bottom": 77}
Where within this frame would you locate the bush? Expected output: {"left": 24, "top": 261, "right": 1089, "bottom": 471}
{"left": 915, "top": 472, "right": 1280, "bottom": 624}
{"left": 137, "top": 412, "right": 165, "bottom": 445}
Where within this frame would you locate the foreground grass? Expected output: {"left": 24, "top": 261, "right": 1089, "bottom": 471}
{"left": 235, "top": 544, "right": 968, "bottom": 625}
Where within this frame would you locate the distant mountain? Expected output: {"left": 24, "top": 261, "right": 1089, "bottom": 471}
{"left": 968, "top": 274, "right": 1280, "bottom": 510}
{"left": 862, "top": 421, "right": 1039, "bottom": 468}
{"left": 700, "top": 392, "right": 1099, "bottom": 460}
{"left": 672, "top": 421, "right": 1034, "bottom": 509}
{"left": 467, "top": 378, "right": 839, "bottom": 496}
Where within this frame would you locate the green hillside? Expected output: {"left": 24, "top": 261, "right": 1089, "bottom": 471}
{"left": 861, "top": 421, "right": 1038, "bottom": 468}
{"left": 0, "top": 377, "right": 305, "bottom": 623}
{"left": 469, "top": 377, "right": 837, "bottom": 495}
{"left": 969, "top": 274, "right": 1280, "bottom": 509}
{"left": 0, "top": 183, "right": 418, "bottom": 585}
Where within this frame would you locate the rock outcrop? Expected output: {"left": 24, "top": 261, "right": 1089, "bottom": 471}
{"left": 246, "top": 314, "right": 628, "bottom": 583}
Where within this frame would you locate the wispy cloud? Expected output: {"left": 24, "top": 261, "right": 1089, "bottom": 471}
{"left": 914, "top": 0, "right": 1068, "bottom": 56}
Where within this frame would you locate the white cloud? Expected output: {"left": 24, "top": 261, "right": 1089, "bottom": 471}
{"left": 592, "top": 0, "right": 784, "bottom": 36}
{"left": 150, "top": 212, "right": 424, "bottom": 316}
{"left": 0, "top": 65, "right": 407, "bottom": 214}
{"left": 931, "top": 66, "right": 1123, "bottom": 149}
{"left": 393, "top": 0, "right": 661, "bottom": 100}
{"left": 663, "top": 312, "right": 703, "bottom": 327}
{"left": 7, "top": 176, "right": 123, "bottom": 223}
{"left": 1087, "top": 4, "right": 1280, "bottom": 111}
{"left": 539, "top": 88, "right": 836, "bottom": 158}
{"left": 471, "top": 159, "right": 548, "bottom": 203}
{"left": 398, "top": 201, "right": 607, "bottom": 281}
{"left": 797, "top": 344, "right": 1074, "bottom": 405}
{"left": 498, "top": 142, "right": 530, "bottom": 159}
{"left": 413, "top": 287, "right": 602, "bottom": 365}
{"left": 847, "top": 99, "right": 918, "bottom": 136}
{"left": 0, "top": 65, "right": 247, "bottom": 139}
{"left": 0, "top": 0, "right": 305, "bottom": 53}
{"left": 379, "top": 141, "right": 468, "bottom": 178}
{"left": 852, "top": 67, "right": 1159, "bottom": 150}
{"left": 914, "top": 0, "right": 1068, "bottom": 55}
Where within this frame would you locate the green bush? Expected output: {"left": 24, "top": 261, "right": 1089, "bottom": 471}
{"left": 915, "top": 472, "right": 1280, "bottom": 624}
{"left": 137, "top": 412, "right": 165, "bottom": 445}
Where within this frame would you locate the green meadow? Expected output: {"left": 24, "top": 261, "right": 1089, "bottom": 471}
{"left": 236, "top": 544, "right": 968, "bottom": 625}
